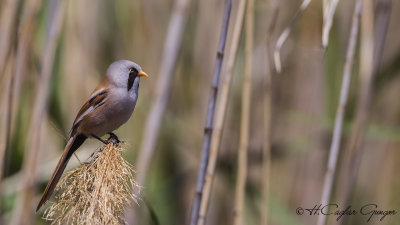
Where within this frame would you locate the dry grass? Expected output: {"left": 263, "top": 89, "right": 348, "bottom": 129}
{"left": 43, "top": 143, "right": 140, "bottom": 225}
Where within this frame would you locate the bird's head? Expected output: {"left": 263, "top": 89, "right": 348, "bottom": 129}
{"left": 106, "top": 60, "right": 148, "bottom": 90}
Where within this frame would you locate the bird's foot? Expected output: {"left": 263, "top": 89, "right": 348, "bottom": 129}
{"left": 92, "top": 133, "right": 120, "bottom": 146}
{"left": 107, "top": 132, "right": 120, "bottom": 146}
{"left": 92, "top": 134, "right": 108, "bottom": 144}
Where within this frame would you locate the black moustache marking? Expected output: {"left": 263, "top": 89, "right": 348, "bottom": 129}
{"left": 128, "top": 72, "right": 136, "bottom": 91}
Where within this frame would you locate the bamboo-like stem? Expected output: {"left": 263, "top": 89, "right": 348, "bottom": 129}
{"left": 126, "top": 0, "right": 191, "bottom": 223}
{"left": 261, "top": 2, "right": 279, "bottom": 225}
{"left": 0, "top": 56, "right": 14, "bottom": 202}
{"left": 189, "top": 0, "right": 232, "bottom": 224}
{"left": 338, "top": 0, "right": 391, "bottom": 223}
{"left": 9, "top": 0, "right": 43, "bottom": 137}
{"left": 233, "top": 0, "right": 253, "bottom": 223}
{"left": 0, "top": 0, "right": 43, "bottom": 200}
{"left": 261, "top": 56, "right": 272, "bottom": 225}
{"left": 0, "top": 0, "right": 19, "bottom": 79}
{"left": 323, "top": 0, "right": 328, "bottom": 18}
{"left": 316, "top": 1, "right": 362, "bottom": 225}
{"left": 322, "top": 0, "right": 340, "bottom": 48}
{"left": 134, "top": 0, "right": 190, "bottom": 185}
{"left": 197, "top": 0, "right": 247, "bottom": 224}
{"left": 339, "top": 0, "right": 374, "bottom": 209}
{"left": 9, "top": 0, "right": 66, "bottom": 224}
{"left": 372, "top": 0, "right": 391, "bottom": 76}
{"left": 273, "top": 0, "right": 311, "bottom": 73}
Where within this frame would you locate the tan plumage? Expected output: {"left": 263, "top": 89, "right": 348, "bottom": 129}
{"left": 36, "top": 60, "right": 148, "bottom": 211}
{"left": 73, "top": 77, "right": 110, "bottom": 126}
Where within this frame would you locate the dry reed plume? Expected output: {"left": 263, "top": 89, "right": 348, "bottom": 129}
{"left": 43, "top": 143, "right": 140, "bottom": 225}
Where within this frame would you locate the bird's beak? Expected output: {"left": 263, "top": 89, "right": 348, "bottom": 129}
{"left": 138, "top": 71, "right": 148, "bottom": 77}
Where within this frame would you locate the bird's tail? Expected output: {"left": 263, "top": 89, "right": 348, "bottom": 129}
{"left": 36, "top": 134, "right": 87, "bottom": 212}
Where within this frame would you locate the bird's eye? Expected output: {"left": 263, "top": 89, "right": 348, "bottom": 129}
{"left": 129, "top": 67, "right": 138, "bottom": 74}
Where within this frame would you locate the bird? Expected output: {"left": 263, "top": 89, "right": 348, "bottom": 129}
{"left": 36, "top": 60, "right": 148, "bottom": 211}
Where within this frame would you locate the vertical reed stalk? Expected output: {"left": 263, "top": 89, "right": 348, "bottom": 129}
{"left": 338, "top": 0, "right": 374, "bottom": 211}
{"left": 0, "top": 56, "right": 14, "bottom": 202}
{"left": 0, "top": 0, "right": 19, "bottom": 79}
{"left": 189, "top": 0, "right": 232, "bottom": 224}
{"left": 261, "top": 55, "right": 272, "bottom": 225}
{"left": 126, "top": 0, "right": 191, "bottom": 223}
{"left": 316, "top": 1, "right": 362, "bottom": 225}
{"left": 261, "top": 2, "right": 279, "bottom": 225}
{"left": 10, "top": 0, "right": 66, "bottom": 224}
{"left": 11, "top": 0, "right": 46, "bottom": 120}
{"left": 197, "top": 0, "right": 247, "bottom": 224}
{"left": 134, "top": 0, "right": 191, "bottom": 186}
{"left": 338, "top": 1, "right": 391, "bottom": 223}
{"left": 233, "top": 0, "right": 253, "bottom": 223}
{"left": 1, "top": 0, "right": 43, "bottom": 196}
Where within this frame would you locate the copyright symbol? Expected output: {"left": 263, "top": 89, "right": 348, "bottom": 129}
{"left": 296, "top": 207, "right": 304, "bottom": 215}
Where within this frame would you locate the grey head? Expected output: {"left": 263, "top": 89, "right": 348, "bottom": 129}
{"left": 106, "top": 60, "right": 148, "bottom": 91}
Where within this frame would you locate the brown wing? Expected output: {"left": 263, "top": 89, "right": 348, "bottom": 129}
{"left": 70, "top": 77, "right": 110, "bottom": 135}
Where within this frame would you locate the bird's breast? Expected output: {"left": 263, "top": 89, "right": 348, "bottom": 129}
{"left": 106, "top": 89, "right": 137, "bottom": 126}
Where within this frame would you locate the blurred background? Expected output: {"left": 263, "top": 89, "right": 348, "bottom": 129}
{"left": 0, "top": 0, "right": 399, "bottom": 224}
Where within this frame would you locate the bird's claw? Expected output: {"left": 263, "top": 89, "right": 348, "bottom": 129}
{"left": 107, "top": 133, "right": 120, "bottom": 146}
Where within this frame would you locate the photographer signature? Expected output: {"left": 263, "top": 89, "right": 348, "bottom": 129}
{"left": 296, "top": 204, "right": 397, "bottom": 222}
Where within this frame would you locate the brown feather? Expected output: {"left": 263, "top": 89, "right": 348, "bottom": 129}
{"left": 73, "top": 77, "right": 110, "bottom": 125}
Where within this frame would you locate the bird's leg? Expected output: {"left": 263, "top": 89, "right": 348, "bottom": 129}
{"left": 108, "top": 132, "right": 120, "bottom": 145}
{"left": 91, "top": 134, "right": 108, "bottom": 144}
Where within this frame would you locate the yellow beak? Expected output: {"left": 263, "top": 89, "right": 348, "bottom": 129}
{"left": 138, "top": 71, "right": 149, "bottom": 77}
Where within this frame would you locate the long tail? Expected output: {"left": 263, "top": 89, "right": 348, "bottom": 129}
{"left": 36, "top": 134, "right": 87, "bottom": 211}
